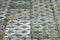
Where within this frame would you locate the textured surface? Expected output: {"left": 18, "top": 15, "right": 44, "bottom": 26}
{"left": 0, "top": 0, "right": 60, "bottom": 40}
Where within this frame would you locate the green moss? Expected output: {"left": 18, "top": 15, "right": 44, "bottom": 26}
{"left": 7, "top": 7, "right": 11, "bottom": 13}
{"left": 48, "top": 25, "right": 53, "bottom": 28}
{"left": 37, "top": 36, "right": 41, "bottom": 40}
{"left": 24, "top": 16, "right": 27, "bottom": 19}
{"left": 24, "top": 0, "right": 28, "bottom": 2}
{"left": 0, "top": 3, "right": 2, "bottom": 7}
{"left": 12, "top": 0, "right": 19, "bottom": 1}
{"left": 29, "top": 10, "right": 32, "bottom": 13}
{"left": 53, "top": 17, "right": 58, "bottom": 21}
{"left": 22, "top": 26, "right": 27, "bottom": 28}
{"left": 56, "top": 23, "right": 59, "bottom": 26}
{"left": 0, "top": 38, "right": 3, "bottom": 40}
{"left": 40, "top": 14, "right": 45, "bottom": 16}
{"left": 8, "top": 26, "right": 14, "bottom": 28}
{"left": 0, "top": 20, "right": 3, "bottom": 23}
{"left": 10, "top": 20, "right": 15, "bottom": 23}
{"left": 8, "top": 30, "right": 13, "bottom": 33}
{"left": 43, "top": 33, "right": 49, "bottom": 37}
{"left": 16, "top": 23, "right": 21, "bottom": 26}
{"left": 5, "top": 17, "right": 8, "bottom": 21}
{"left": 55, "top": 0, "right": 58, "bottom": 2}
{"left": 44, "top": 0, "right": 47, "bottom": 2}
{"left": 39, "top": 0, "right": 43, "bottom": 3}
{"left": 22, "top": 30, "right": 27, "bottom": 33}
{"left": 48, "top": 21, "right": 51, "bottom": 23}
{"left": 0, "top": 11, "right": 3, "bottom": 15}
{"left": 29, "top": 23, "right": 33, "bottom": 27}
{"left": 42, "top": 28, "right": 47, "bottom": 31}
{"left": 5, "top": 13, "right": 10, "bottom": 16}
{"left": 41, "top": 18, "right": 46, "bottom": 21}
{"left": 28, "top": 33, "right": 35, "bottom": 37}
{"left": 39, "top": 5, "right": 43, "bottom": 6}
{"left": 36, "top": 30, "right": 41, "bottom": 33}
{"left": 30, "top": 28, "right": 34, "bottom": 30}
{"left": 42, "top": 22, "right": 46, "bottom": 26}
{"left": 22, "top": 22, "right": 27, "bottom": 24}
{"left": 36, "top": 25, "right": 40, "bottom": 28}
{"left": 58, "top": 32, "right": 60, "bottom": 38}
{"left": 34, "top": 6, "right": 38, "bottom": 8}
{"left": 35, "top": 0, "right": 37, "bottom": 2}
{"left": 18, "top": 8, "right": 22, "bottom": 13}
{"left": 52, "top": 38, "right": 55, "bottom": 40}
{"left": 50, "top": 2, "right": 53, "bottom": 6}
{"left": 45, "top": 5, "right": 48, "bottom": 8}
{"left": 52, "top": 11, "right": 55, "bottom": 13}
{"left": 8, "top": 36, "right": 12, "bottom": 39}
{"left": 23, "top": 36, "right": 26, "bottom": 40}
{"left": 14, "top": 34, "right": 21, "bottom": 37}
{"left": 50, "top": 6, "right": 54, "bottom": 10}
